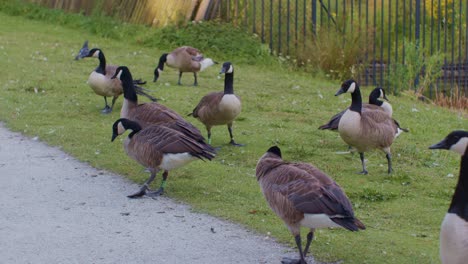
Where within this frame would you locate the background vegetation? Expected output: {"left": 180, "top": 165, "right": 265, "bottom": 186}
{"left": 0, "top": 1, "right": 467, "bottom": 263}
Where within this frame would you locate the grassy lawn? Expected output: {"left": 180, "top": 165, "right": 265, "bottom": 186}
{"left": 0, "top": 10, "right": 467, "bottom": 264}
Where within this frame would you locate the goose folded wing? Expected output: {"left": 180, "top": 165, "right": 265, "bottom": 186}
{"left": 191, "top": 92, "right": 223, "bottom": 117}
{"left": 274, "top": 166, "right": 357, "bottom": 230}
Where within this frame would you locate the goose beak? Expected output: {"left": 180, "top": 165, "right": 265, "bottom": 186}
{"left": 429, "top": 139, "right": 449, "bottom": 150}
{"left": 214, "top": 61, "right": 219, "bottom": 64}
{"left": 335, "top": 87, "right": 345, "bottom": 96}
{"left": 111, "top": 73, "right": 118, "bottom": 80}
{"left": 383, "top": 95, "right": 390, "bottom": 102}
{"left": 111, "top": 133, "right": 118, "bottom": 142}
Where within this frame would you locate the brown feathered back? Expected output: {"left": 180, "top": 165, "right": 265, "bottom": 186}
{"left": 167, "top": 46, "right": 203, "bottom": 72}
{"left": 125, "top": 124, "right": 215, "bottom": 170}
{"left": 256, "top": 149, "right": 365, "bottom": 232}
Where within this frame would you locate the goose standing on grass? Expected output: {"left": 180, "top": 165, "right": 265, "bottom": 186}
{"left": 335, "top": 79, "right": 401, "bottom": 174}
{"left": 429, "top": 130, "right": 468, "bottom": 264}
{"left": 79, "top": 48, "right": 154, "bottom": 113}
{"left": 319, "top": 87, "right": 399, "bottom": 131}
{"left": 112, "top": 66, "right": 206, "bottom": 143}
{"left": 112, "top": 118, "right": 216, "bottom": 197}
{"left": 112, "top": 66, "right": 215, "bottom": 197}
{"left": 256, "top": 146, "right": 365, "bottom": 264}
{"left": 189, "top": 62, "right": 243, "bottom": 146}
{"left": 153, "top": 46, "right": 216, "bottom": 86}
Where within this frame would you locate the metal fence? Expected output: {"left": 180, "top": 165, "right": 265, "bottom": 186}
{"left": 213, "top": 0, "right": 468, "bottom": 98}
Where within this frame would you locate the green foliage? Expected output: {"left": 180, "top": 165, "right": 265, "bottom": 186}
{"left": 141, "top": 21, "right": 272, "bottom": 65}
{"left": 385, "top": 41, "right": 444, "bottom": 95}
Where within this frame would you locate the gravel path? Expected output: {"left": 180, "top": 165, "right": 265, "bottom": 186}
{"left": 0, "top": 124, "right": 321, "bottom": 264}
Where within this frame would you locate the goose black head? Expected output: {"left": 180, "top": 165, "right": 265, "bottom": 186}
{"left": 111, "top": 118, "right": 142, "bottom": 142}
{"left": 335, "top": 79, "right": 358, "bottom": 96}
{"left": 267, "top": 146, "right": 282, "bottom": 158}
{"left": 111, "top": 66, "right": 131, "bottom": 80}
{"left": 85, "top": 48, "right": 102, "bottom": 58}
{"left": 153, "top": 53, "right": 168, "bottom": 82}
{"left": 220, "top": 62, "right": 233, "bottom": 74}
{"left": 369, "top": 87, "right": 389, "bottom": 102}
{"left": 430, "top": 130, "right": 468, "bottom": 156}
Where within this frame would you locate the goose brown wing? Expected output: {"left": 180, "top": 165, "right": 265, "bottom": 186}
{"left": 182, "top": 46, "right": 202, "bottom": 57}
{"left": 191, "top": 92, "right": 224, "bottom": 118}
{"left": 319, "top": 109, "right": 346, "bottom": 130}
{"left": 274, "top": 163, "right": 360, "bottom": 231}
{"left": 131, "top": 103, "right": 205, "bottom": 142}
{"left": 131, "top": 125, "right": 214, "bottom": 162}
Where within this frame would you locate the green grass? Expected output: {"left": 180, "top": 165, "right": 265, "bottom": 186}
{"left": 0, "top": 8, "right": 467, "bottom": 264}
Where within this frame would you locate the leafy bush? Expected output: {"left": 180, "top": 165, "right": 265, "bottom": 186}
{"left": 385, "top": 41, "right": 444, "bottom": 95}
{"left": 140, "top": 21, "right": 272, "bottom": 65}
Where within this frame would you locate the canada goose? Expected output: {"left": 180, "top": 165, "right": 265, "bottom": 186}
{"left": 335, "top": 79, "right": 401, "bottom": 174}
{"left": 111, "top": 66, "right": 206, "bottom": 143}
{"left": 74, "top": 40, "right": 89, "bottom": 60}
{"left": 82, "top": 48, "right": 155, "bottom": 114}
{"left": 319, "top": 87, "right": 394, "bottom": 131}
{"left": 256, "top": 146, "right": 365, "bottom": 264}
{"left": 429, "top": 130, "right": 468, "bottom": 264}
{"left": 153, "top": 46, "right": 216, "bottom": 86}
{"left": 112, "top": 118, "right": 216, "bottom": 197}
{"left": 189, "top": 62, "right": 243, "bottom": 146}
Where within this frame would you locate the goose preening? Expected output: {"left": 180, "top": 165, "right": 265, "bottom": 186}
{"left": 429, "top": 130, "right": 468, "bottom": 264}
{"left": 335, "top": 79, "right": 402, "bottom": 174}
{"left": 153, "top": 46, "right": 216, "bottom": 86}
{"left": 112, "top": 118, "right": 216, "bottom": 197}
{"left": 256, "top": 146, "right": 365, "bottom": 264}
{"left": 189, "top": 62, "right": 243, "bottom": 146}
{"left": 80, "top": 48, "right": 155, "bottom": 114}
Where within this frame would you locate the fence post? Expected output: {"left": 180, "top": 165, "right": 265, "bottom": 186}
{"left": 312, "top": 0, "right": 317, "bottom": 35}
{"left": 414, "top": 0, "right": 421, "bottom": 89}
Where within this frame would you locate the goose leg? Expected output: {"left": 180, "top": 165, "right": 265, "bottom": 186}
{"left": 193, "top": 72, "right": 198, "bottom": 86}
{"left": 303, "top": 231, "right": 314, "bottom": 257}
{"left": 207, "top": 127, "right": 212, "bottom": 145}
{"left": 386, "top": 153, "right": 393, "bottom": 174}
{"left": 101, "top": 97, "right": 112, "bottom": 114}
{"left": 109, "top": 96, "right": 118, "bottom": 112}
{"left": 147, "top": 171, "right": 168, "bottom": 197}
{"left": 127, "top": 170, "right": 158, "bottom": 198}
{"left": 228, "top": 123, "right": 244, "bottom": 146}
{"left": 281, "top": 235, "right": 307, "bottom": 264}
{"left": 359, "top": 152, "right": 368, "bottom": 174}
{"left": 177, "top": 71, "right": 183, "bottom": 85}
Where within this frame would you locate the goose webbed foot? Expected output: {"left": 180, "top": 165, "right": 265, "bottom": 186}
{"left": 358, "top": 170, "right": 369, "bottom": 175}
{"left": 101, "top": 105, "right": 112, "bottom": 114}
{"left": 127, "top": 186, "right": 147, "bottom": 198}
{"left": 281, "top": 257, "right": 307, "bottom": 264}
{"left": 229, "top": 140, "right": 244, "bottom": 147}
{"left": 146, "top": 187, "right": 165, "bottom": 198}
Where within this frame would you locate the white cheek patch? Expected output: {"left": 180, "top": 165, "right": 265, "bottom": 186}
{"left": 93, "top": 50, "right": 100, "bottom": 58}
{"left": 347, "top": 82, "right": 356, "bottom": 93}
{"left": 116, "top": 70, "right": 123, "bottom": 79}
{"left": 450, "top": 137, "right": 468, "bottom": 155}
{"left": 227, "top": 65, "right": 234, "bottom": 73}
{"left": 380, "top": 89, "right": 384, "bottom": 99}
{"left": 117, "top": 122, "right": 125, "bottom": 135}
